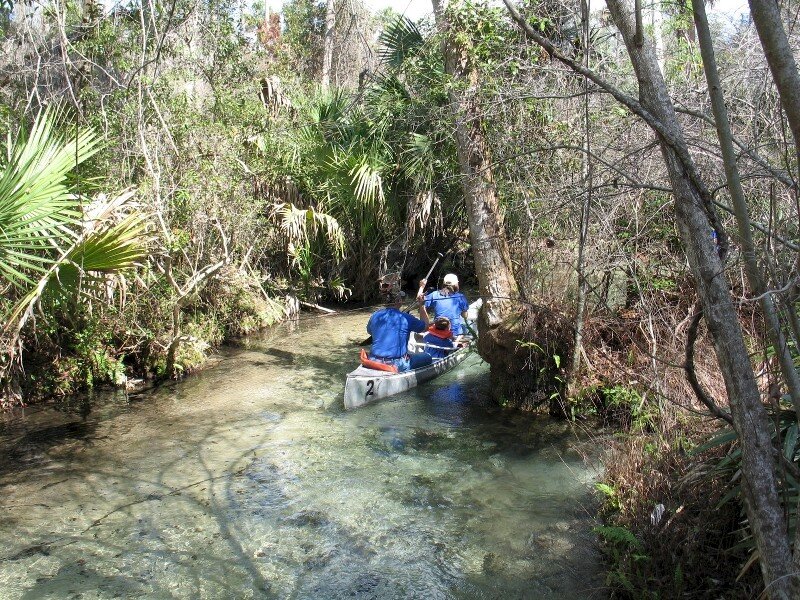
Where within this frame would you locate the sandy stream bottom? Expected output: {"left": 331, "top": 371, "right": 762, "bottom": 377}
{"left": 0, "top": 311, "right": 606, "bottom": 599}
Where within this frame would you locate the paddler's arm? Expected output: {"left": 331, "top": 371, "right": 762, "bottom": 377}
{"left": 417, "top": 279, "right": 430, "bottom": 325}
{"left": 416, "top": 278, "right": 427, "bottom": 302}
{"left": 418, "top": 298, "right": 430, "bottom": 326}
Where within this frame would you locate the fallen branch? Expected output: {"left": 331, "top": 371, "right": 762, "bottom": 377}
{"left": 299, "top": 301, "right": 336, "bottom": 314}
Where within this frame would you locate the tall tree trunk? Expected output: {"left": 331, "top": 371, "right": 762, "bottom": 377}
{"left": 569, "top": 0, "right": 592, "bottom": 394}
{"left": 748, "top": 0, "right": 800, "bottom": 186}
{"left": 694, "top": 0, "right": 800, "bottom": 572}
{"left": 430, "top": 0, "right": 523, "bottom": 400}
{"left": 503, "top": 0, "right": 796, "bottom": 595}
{"left": 322, "top": 0, "right": 335, "bottom": 88}
{"left": 693, "top": 0, "right": 800, "bottom": 428}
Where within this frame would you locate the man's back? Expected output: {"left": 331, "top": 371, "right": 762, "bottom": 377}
{"left": 368, "top": 307, "right": 426, "bottom": 359}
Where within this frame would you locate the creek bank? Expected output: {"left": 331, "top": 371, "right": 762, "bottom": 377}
{"left": 466, "top": 288, "right": 763, "bottom": 596}
{"left": 544, "top": 288, "right": 767, "bottom": 597}
{"left": 477, "top": 303, "right": 574, "bottom": 413}
{"left": 10, "top": 273, "right": 294, "bottom": 407}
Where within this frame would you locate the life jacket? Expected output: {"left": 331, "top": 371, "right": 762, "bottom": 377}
{"left": 360, "top": 349, "right": 399, "bottom": 373}
{"left": 425, "top": 325, "right": 452, "bottom": 340}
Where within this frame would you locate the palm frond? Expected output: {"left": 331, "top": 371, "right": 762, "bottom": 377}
{"left": 308, "top": 89, "right": 351, "bottom": 143}
{"left": 0, "top": 105, "right": 102, "bottom": 291}
{"left": 273, "top": 202, "right": 346, "bottom": 259}
{"left": 68, "top": 212, "right": 149, "bottom": 273}
{"left": 50, "top": 211, "right": 149, "bottom": 297}
{"left": 5, "top": 209, "right": 147, "bottom": 325}
{"left": 350, "top": 158, "right": 386, "bottom": 208}
{"left": 379, "top": 16, "right": 424, "bottom": 69}
{"left": 363, "top": 74, "right": 413, "bottom": 128}
{"left": 402, "top": 132, "right": 436, "bottom": 188}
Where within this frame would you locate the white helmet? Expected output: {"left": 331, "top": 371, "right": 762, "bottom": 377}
{"left": 443, "top": 273, "right": 458, "bottom": 286}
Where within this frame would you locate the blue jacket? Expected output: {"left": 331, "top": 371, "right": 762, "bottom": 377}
{"left": 423, "top": 332, "right": 455, "bottom": 359}
{"left": 424, "top": 291, "right": 469, "bottom": 335}
{"left": 367, "top": 308, "right": 427, "bottom": 359}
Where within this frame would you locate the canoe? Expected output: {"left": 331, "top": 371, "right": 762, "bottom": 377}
{"left": 343, "top": 341, "right": 473, "bottom": 410}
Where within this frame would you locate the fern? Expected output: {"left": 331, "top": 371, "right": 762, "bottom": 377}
{"left": 595, "top": 482, "right": 617, "bottom": 498}
{"left": 594, "top": 525, "right": 643, "bottom": 551}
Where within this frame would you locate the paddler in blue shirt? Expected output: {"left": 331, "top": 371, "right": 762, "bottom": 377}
{"left": 417, "top": 273, "right": 470, "bottom": 337}
{"left": 367, "top": 276, "right": 433, "bottom": 373}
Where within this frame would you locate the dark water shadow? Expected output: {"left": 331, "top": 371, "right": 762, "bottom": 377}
{"left": 0, "top": 420, "right": 100, "bottom": 479}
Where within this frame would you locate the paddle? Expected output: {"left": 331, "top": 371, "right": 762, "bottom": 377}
{"left": 416, "top": 252, "right": 444, "bottom": 302}
{"left": 359, "top": 253, "right": 445, "bottom": 347}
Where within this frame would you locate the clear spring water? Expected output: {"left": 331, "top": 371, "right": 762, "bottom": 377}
{"left": 0, "top": 310, "right": 606, "bottom": 599}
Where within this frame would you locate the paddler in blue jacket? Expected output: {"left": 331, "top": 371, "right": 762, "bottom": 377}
{"left": 417, "top": 273, "right": 470, "bottom": 337}
{"left": 367, "top": 276, "right": 433, "bottom": 373}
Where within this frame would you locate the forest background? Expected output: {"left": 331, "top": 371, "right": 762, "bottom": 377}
{"left": 2, "top": 0, "right": 800, "bottom": 597}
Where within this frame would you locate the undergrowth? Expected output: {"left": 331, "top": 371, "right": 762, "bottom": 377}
{"left": 19, "top": 268, "right": 285, "bottom": 399}
{"left": 566, "top": 286, "right": 766, "bottom": 599}
{"left": 594, "top": 428, "right": 759, "bottom": 598}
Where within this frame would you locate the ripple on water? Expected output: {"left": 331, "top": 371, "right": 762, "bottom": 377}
{"left": 0, "top": 314, "right": 606, "bottom": 599}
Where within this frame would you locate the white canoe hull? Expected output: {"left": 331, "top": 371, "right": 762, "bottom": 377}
{"left": 343, "top": 344, "right": 472, "bottom": 409}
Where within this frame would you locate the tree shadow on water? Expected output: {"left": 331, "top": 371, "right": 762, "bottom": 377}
{"left": 1, "top": 419, "right": 294, "bottom": 597}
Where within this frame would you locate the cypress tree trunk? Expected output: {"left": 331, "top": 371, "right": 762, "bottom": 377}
{"left": 430, "top": 0, "right": 526, "bottom": 403}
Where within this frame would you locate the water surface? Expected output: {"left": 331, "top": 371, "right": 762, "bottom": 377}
{"left": 0, "top": 309, "right": 605, "bottom": 599}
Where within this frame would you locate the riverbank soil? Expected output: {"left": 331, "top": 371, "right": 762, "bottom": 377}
{"left": 478, "top": 304, "right": 574, "bottom": 412}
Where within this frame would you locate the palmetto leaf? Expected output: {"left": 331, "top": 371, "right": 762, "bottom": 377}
{"left": 0, "top": 107, "right": 147, "bottom": 331}
{"left": 0, "top": 105, "right": 101, "bottom": 290}
{"left": 363, "top": 74, "right": 413, "bottom": 135}
{"left": 379, "top": 16, "right": 424, "bottom": 69}
{"left": 68, "top": 212, "right": 148, "bottom": 273}
{"left": 350, "top": 159, "right": 386, "bottom": 207}
{"left": 308, "top": 90, "right": 351, "bottom": 143}
{"left": 273, "top": 202, "right": 345, "bottom": 259}
{"left": 403, "top": 132, "right": 436, "bottom": 188}
{"left": 49, "top": 211, "right": 149, "bottom": 296}
{"left": 5, "top": 203, "right": 148, "bottom": 327}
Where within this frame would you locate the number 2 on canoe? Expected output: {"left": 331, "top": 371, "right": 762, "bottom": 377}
{"left": 365, "top": 380, "right": 374, "bottom": 401}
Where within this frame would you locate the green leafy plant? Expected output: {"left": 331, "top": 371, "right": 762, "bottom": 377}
{"left": 692, "top": 405, "right": 800, "bottom": 583}
{"left": 595, "top": 482, "right": 622, "bottom": 511}
{"left": 594, "top": 525, "right": 654, "bottom": 596}
{"left": 601, "top": 385, "right": 655, "bottom": 432}
{"left": 379, "top": 15, "right": 424, "bottom": 68}
{"left": 0, "top": 106, "right": 147, "bottom": 403}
